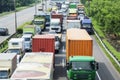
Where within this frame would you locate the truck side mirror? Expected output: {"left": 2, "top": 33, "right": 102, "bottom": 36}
{"left": 91, "top": 61, "right": 99, "bottom": 70}
{"left": 66, "top": 63, "right": 69, "bottom": 70}
{"left": 95, "top": 62, "right": 99, "bottom": 70}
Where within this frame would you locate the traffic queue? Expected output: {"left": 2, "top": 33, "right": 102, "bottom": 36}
{"left": 0, "top": 1, "right": 98, "bottom": 80}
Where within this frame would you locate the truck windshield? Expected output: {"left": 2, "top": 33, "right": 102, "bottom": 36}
{"left": 82, "top": 23, "right": 91, "bottom": 28}
{"left": 7, "top": 49, "right": 21, "bottom": 55}
{"left": 34, "top": 21, "right": 43, "bottom": 25}
{"left": 51, "top": 23, "right": 59, "bottom": 26}
{"left": 24, "top": 38, "right": 30, "bottom": 41}
{"left": 71, "top": 61, "right": 93, "bottom": 71}
{"left": 0, "top": 71, "right": 8, "bottom": 79}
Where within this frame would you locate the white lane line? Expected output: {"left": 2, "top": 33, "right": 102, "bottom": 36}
{"left": 96, "top": 71, "right": 102, "bottom": 80}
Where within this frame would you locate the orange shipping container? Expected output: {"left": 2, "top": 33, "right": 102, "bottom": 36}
{"left": 32, "top": 35, "right": 55, "bottom": 53}
{"left": 66, "top": 28, "right": 93, "bottom": 61}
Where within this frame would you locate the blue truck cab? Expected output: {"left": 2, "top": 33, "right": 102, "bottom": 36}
{"left": 81, "top": 19, "right": 94, "bottom": 34}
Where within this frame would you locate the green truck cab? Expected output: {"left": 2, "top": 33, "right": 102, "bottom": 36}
{"left": 23, "top": 25, "right": 36, "bottom": 35}
{"left": 33, "top": 15, "right": 45, "bottom": 30}
{"left": 66, "top": 56, "right": 98, "bottom": 80}
{"left": 69, "top": 3, "right": 77, "bottom": 9}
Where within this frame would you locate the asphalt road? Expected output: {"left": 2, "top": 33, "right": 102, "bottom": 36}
{"left": 0, "top": 3, "right": 42, "bottom": 43}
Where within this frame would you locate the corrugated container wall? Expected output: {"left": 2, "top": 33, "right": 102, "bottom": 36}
{"left": 66, "top": 28, "right": 93, "bottom": 61}
{"left": 32, "top": 35, "right": 55, "bottom": 53}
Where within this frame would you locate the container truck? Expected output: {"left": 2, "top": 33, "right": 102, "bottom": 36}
{"left": 67, "top": 9, "right": 78, "bottom": 20}
{"left": 80, "top": 18, "right": 94, "bottom": 34}
{"left": 47, "top": 31, "right": 62, "bottom": 53}
{"left": 66, "top": 28, "right": 98, "bottom": 80}
{"left": 77, "top": 4, "right": 85, "bottom": 15}
{"left": 7, "top": 38, "right": 25, "bottom": 64}
{"left": 51, "top": 14, "right": 63, "bottom": 25}
{"left": 50, "top": 14, "right": 63, "bottom": 33}
{"left": 45, "top": 13, "right": 50, "bottom": 26}
{"left": 32, "top": 35, "right": 55, "bottom": 53}
{"left": 49, "top": 18, "right": 62, "bottom": 33}
{"left": 0, "top": 53, "right": 17, "bottom": 79}
{"left": 11, "top": 52, "right": 54, "bottom": 80}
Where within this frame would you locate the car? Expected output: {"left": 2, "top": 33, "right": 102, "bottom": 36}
{"left": 0, "top": 28, "right": 8, "bottom": 36}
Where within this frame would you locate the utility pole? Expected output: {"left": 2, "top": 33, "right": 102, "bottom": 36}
{"left": 35, "top": 0, "right": 37, "bottom": 15}
{"left": 14, "top": 0, "right": 17, "bottom": 33}
{"left": 14, "top": 0, "right": 17, "bottom": 32}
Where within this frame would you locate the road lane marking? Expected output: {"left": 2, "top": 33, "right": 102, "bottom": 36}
{"left": 96, "top": 71, "right": 102, "bottom": 80}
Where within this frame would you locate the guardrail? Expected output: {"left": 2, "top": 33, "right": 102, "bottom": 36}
{"left": 94, "top": 30, "right": 120, "bottom": 68}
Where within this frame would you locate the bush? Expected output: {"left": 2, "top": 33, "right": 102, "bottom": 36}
{"left": 17, "top": 28, "right": 23, "bottom": 34}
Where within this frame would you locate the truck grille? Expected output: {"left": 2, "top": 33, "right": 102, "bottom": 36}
{"left": 51, "top": 28, "right": 59, "bottom": 30}
{"left": 73, "top": 73, "right": 90, "bottom": 80}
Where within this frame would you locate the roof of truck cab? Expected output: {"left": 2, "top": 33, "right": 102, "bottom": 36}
{"left": 9, "top": 38, "right": 24, "bottom": 42}
{"left": 0, "top": 67, "right": 10, "bottom": 70}
{"left": 22, "top": 34, "right": 32, "bottom": 38}
{"left": 69, "top": 56, "right": 95, "bottom": 61}
{"left": 0, "top": 53, "right": 16, "bottom": 60}
{"left": 82, "top": 19, "right": 92, "bottom": 24}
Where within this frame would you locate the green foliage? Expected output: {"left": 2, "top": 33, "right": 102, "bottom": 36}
{"left": 0, "top": 0, "right": 40, "bottom": 13}
{"left": 85, "top": 0, "right": 120, "bottom": 35}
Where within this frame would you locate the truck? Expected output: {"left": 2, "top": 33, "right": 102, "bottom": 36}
{"left": 80, "top": 18, "right": 94, "bottom": 34}
{"left": 67, "top": 9, "right": 78, "bottom": 20}
{"left": 50, "top": 14, "right": 63, "bottom": 33}
{"left": 48, "top": 31, "right": 62, "bottom": 53}
{"left": 22, "top": 34, "right": 32, "bottom": 51}
{"left": 77, "top": 4, "right": 85, "bottom": 15}
{"left": 45, "top": 13, "right": 50, "bottom": 26}
{"left": 49, "top": 18, "right": 62, "bottom": 33}
{"left": 6, "top": 38, "right": 25, "bottom": 64}
{"left": 0, "top": 53, "right": 17, "bottom": 79}
{"left": 33, "top": 14, "right": 46, "bottom": 30}
{"left": 66, "top": 28, "right": 98, "bottom": 80}
{"left": 66, "top": 20, "right": 80, "bottom": 29}
{"left": 32, "top": 35, "right": 55, "bottom": 53}
{"left": 23, "top": 25, "right": 37, "bottom": 35}
{"left": 51, "top": 14, "right": 63, "bottom": 24}
{"left": 68, "top": 9, "right": 78, "bottom": 17}
{"left": 11, "top": 52, "right": 54, "bottom": 80}
{"left": 69, "top": 3, "right": 77, "bottom": 9}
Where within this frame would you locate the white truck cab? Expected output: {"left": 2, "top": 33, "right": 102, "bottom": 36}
{"left": 22, "top": 34, "right": 32, "bottom": 51}
{"left": 49, "top": 19, "right": 61, "bottom": 33}
{"left": 7, "top": 38, "right": 25, "bottom": 64}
